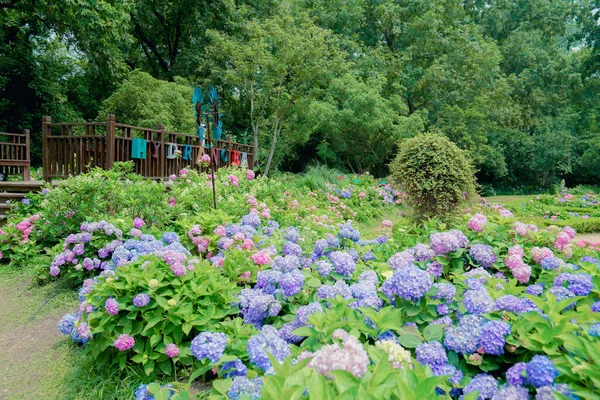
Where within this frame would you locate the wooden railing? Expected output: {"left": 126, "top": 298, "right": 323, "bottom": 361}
{"left": 0, "top": 130, "right": 31, "bottom": 180}
{"left": 42, "top": 115, "right": 254, "bottom": 181}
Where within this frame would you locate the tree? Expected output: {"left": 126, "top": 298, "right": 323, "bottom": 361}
{"left": 205, "top": 10, "right": 344, "bottom": 175}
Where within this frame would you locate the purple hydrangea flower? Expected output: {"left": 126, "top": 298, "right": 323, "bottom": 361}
{"left": 241, "top": 212, "right": 261, "bottom": 229}
{"left": 469, "top": 244, "right": 497, "bottom": 268}
{"left": 133, "top": 217, "right": 145, "bottom": 229}
{"left": 432, "top": 283, "right": 456, "bottom": 303}
{"left": 554, "top": 273, "right": 593, "bottom": 296}
{"left": 133, "top": 294, "right": 150, "bottom": 307}
{"left": 165, "top": 343, "right": 179, "bottom": 358}
{"left": 161, "top": 232, "right": 179, "bottom": 244}
{"left": 416, "top": 341, "right": 447, "bottom": 366}
{"left": 190, "top": 331, "right": 227, "bottom": 363}
{"left": 318, "top": 281, "right": 352, "bottom": 300}
{"left": 238, "top": 288, "right": 281, "bottom": 326}
{"left": 589, "top": 323, "right": 600, "bottom": 337}
{"left": 338, "top": 222, "right": 360, "bottom": 242}
{"left": 526, "top": 355, "right": 559, "bottom": 388}
{"left": 431, "top": 364, "right": 463, "bottom": 385}
{"left": 412, "top": 243, "right": 435, "bottom": 262}
{"left": 316, "top": 260, "right": 333, "bottom": 277}
{"left": 426, "top": 261, "right": 444, "bottom": 279}
{"left": 526, "top": 284, "right": 544, "bottom": 296}
{"left": 430, "top": 232, "right": 460, "bottom": 254}
{"left": 247, "top": 325, "right": 290, "bottom": 372}
{"left": 387, "top": 250, "right": 415, "bottom": 270}
{"left": 437, "top": 303, "right": 449, "bottom": 315}
{"left": 548, "top": 286, "right": 575, "bottom": 302}
{"left": 591, "top": 301, "right": 600, "bottom": 312}
{"left": 381, "top": 266, "right": 432, "bottom": 302}
{"left": 105, "top": 297, "right": 119, "bottom": 315}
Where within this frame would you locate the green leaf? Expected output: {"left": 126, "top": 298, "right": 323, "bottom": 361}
{"left": 397, "top": 334, "right": 423, "bottom": 348}
{"left": 423, "top": 324, "right": 445, "bottom": 342}
{"left": 307, "top": 278, "right": 322, "bottom": 288}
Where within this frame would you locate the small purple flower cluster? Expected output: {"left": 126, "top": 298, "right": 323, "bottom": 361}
{"left": 247, "top": 325, "right": 290, "bottom": 372}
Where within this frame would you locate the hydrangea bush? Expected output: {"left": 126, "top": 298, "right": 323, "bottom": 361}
{"left": 52, "top": 206, "right": 600, "bottom": 400}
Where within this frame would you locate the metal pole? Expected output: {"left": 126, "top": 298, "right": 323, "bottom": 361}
{"left": 206, "top": 113, "right": 217, "bottom": 209}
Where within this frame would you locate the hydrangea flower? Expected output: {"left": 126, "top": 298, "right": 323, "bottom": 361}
{"left": 376, "top": 340, "right": 412, "bottom": 369}
{"left": 415, "top": 341, "right": 447, "bottom": 366}
{"left": 470, "top": 244, "right": 497, "bottom": 268}
{"left": 114, "top": 334, "right": 135, "bottom": 351}
{"left": 462, "top": 373, "right": 498, "bottom": 399}
{"left": 238, "top": 288, "right": 281, "bottom": 326}
{"left": 479, "top": 320, "right": 511, "bottom": 355}
{"left": 526, "top": 355, "right": 559, "bottom": 388}
{"left": 247, "top": 325, "right": 290, "bottom": 372}
{"left": 105, "top": 297, "right": 119, "bottom": 315}
{"left": 388, "top": 250, "right": 415, "bottom": 270}
{"left": 463, "top": 288, "right": 496, "bottom": 315}
{"left": 554, "top": 273, "right": 593, "bottom": 296}
{"left": 468, "top": 213, "right": 488, "bottom": 232}
{"left": 300, "top": 329, "right": 369, "bottom": 378}
{"left": 228, "top": 376, "right": 262, "bottom": 400}
{"left": 381, "top": 266, "right": 432, "bottom": 302}
{"left": 133, "top": 293, "right": 150, "bottom": 307}
{"left": 165, "top": 343, "right": 179, "bottom": 358}
{"left": 506, "top": 362, "right": 528, "bottom": 386}
{"left": 329, "top": 251, "right": 356, "bottom": 276}
{"left": 491, "top": 385, "right": 529, "bottom": 400}
{"left": 57, "top": 313, "right": 78, "bottom": 335}
{"left": 190, "top": 331, "right": 227, "bottom": 363}
{"left": 541, "top": 256, "right": 563, "bottom": 270}
{"left": 221, "top": 359, "right": 248, "bottom": 378}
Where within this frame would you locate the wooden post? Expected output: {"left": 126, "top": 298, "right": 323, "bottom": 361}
{"left": 157, "top": 124, "right": 165, "bottom": 178}
{"left": 105, "top": 114, "right": 116, "bottom": 170}
{"left": 23, "top": 129, "right": 30, "bottom": 181}
{"left": 42, "top": 116, "right": 51, "bottom": 182}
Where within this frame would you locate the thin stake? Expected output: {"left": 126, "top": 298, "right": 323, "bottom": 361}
{"left": 206, "top": 113, "right": 217, "bottom": 209}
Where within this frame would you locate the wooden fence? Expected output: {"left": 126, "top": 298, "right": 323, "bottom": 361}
{"left": 42, "top": 115, "right": 254, "bottom": 181}
{"left": 0, "top": 130, "right": 31, "bottom": 180}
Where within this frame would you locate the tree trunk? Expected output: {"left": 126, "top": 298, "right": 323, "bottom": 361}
{"left": 263, "top": 118, "right": 280, "bottom": 176}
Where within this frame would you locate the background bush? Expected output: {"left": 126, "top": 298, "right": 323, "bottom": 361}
{"left": 389, "top": 134, "right": 477, "bottom": 221}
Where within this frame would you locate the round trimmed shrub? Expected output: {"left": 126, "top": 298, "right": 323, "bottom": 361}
{"left": 389, "top": 134, "right": 476, "bottom": 220}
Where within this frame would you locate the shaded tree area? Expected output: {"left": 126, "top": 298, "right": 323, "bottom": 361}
{"left": 1, "top": 0, "right": 600, "bottom": 189}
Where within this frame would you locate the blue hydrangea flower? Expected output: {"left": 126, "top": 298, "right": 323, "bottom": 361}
{"left": 317, "top": 281, "right": 352, "bottom": 300}
{"left": 548, "top": 286, "right": 575, "bottom": 302}
{"left": 554, "top": 273, "right": 593, "bottom": 296}
{"left": 491, "top": 385, "right": 529, "bottom": 400}
{"left": 464, "top": 288, "right": 496, "bottom": 315}
{"left": 462, "top": 373, "right": 498, "bottom": 399}
{"left": 247, "top": 325, "right": 290, "bottom": 372}
{"left": 541, "top": 257, "right": 563, "bottom": 270}
{"left": 161, "top": 232, "right": 179, "bottom": 244}
{"left": 381, "top": 266, "right": 432, "bottom": 302}
{"left": 228, "top": 376, "right": 263, "bottom": 400}
{"left": 238, "top": 288, "right": 281, "bottom": 326}
{"left": 190, "top": 331, "right": 227, "bottom": 363}
{"left": 241, "top": 212, "right": 261, "bottom": 229}
{"left": 133, "top": 293, "right": 151, "bottom": 307}
{"left": 479, "top": 320, "right": 511, "bottom": 355}
{"left": 283, "top": 241, "right": 302, "bottom": 257}
{"left": 526, "top": 355, "right": 559, "bottom": 388}
{"left": 57, "top": 313, "right": 78, "bottom": 335}
{"left": 506, "top": 362, "right": 527, "bottom": 386}
{"left": 338, "top": 222, "right": 360, "bottom": 242}
{"left": 221, "top": 359, "right": 248, "bottom": 378}
{"left": 316, "top": 260, "right": 333, "bottom": 277}
{"left": 329, "top": 251, "right": 356, "bottom": 276}
{"left": 431, "top": 283, "right": 456, "bottom": 303}
{"left": 431, "top": 364, "right": 463, "bottom": 385}
{"left": 283, "top": 227, "right": 299, "bottom": 243}
{"left": 416, "top": 341, "right": 447, "bottom": 366}
{"left": 387, "top": 250, "right": 415, "bottom": 270}
{"left": 591, "top": 301, "right": 600, "bottom": 312}
{"left": 444, "top": 315, "right": 485, "bottom": 354}
{"left": 589, "top": 323, "right": 600, "bottom": 337}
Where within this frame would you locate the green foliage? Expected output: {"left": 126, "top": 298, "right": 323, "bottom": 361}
{"left": 84, "top": 254, "right": 244, "bottom": 375}
{"left": 389, "top": 134, "right": 477, "bottom": 221}
{"left": 99, "top": 71, "right": 196, "bottom": 133}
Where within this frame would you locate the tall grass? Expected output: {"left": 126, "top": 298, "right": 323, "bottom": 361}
{"left": 285, "top": 164, "right": 346, "bottom": 191}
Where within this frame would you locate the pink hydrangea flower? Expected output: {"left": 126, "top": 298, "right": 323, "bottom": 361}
{"left": 251, "top": 251, "right": 272, "bottom": 265}
{"left": 200, "top": 154, "right": 211, "bottom": 164}
{"left": 511, "top": 263, "right": 531, "bottom": 283}
{"left": 171, "top": 262, "right": 186, "bottom": 276}
{"left": 165, "top": 343, "right": 179, "bottom": 358}
{"left": 382, "top": 220, "right": 393, "bottom": 227}
{"left": 531, "top": 247, "right": 554, "bottom": 264}
{"left": 130, "top": 228, "right": 142, "bottom": 238}
{"left": 247, "top": 196, "right": 258, "bottom": 207}
{"left": 114, "top": 334, "right": 135, "bottom": 351}
{"left": 169, "top": 197, "right": 176, "bottom": 207}
{"left": 499, "top": 209, "right": 514, "bottom": 218}
{"left": 228, "top": 175, "right": 239, "bottom": 187}
{"left": 242, "top": 239, "right": 254, "bottom": 250}
{"left": 239, "top": 271, "right": 251, "bottom": 279}
{"left": 554, "top": 232, "right": 571, "bottom": 251}
{"left": 105, "top": 297, "right": 119, "bottom": 316}
{"left": 246, "top": 170, "right": 255, "bottom": 180}
{"left": 508, "top": 245, "right": 524, "bottom": 258}
{"left": 213, "top": 225, "right": 226, "bottom": 237}
{"left": 358, "top": 192, "right": 366, "bottom": 199}
{"left": 468, "top": 213, "right": 488, "bottom": 232}
{"left": 562, "top": 226, "right": 576, "bottom": 240}
{"left": 133, "top": 217, "right": 145, "bottom": 229}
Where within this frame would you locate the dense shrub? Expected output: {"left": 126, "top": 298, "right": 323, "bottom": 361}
{"left": 389, "top": 134, "right": 477, "bottom": 221}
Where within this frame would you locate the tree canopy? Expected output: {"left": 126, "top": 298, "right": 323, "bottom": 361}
{"left": 1, "top": 0, "right": 599, "bottom": 188}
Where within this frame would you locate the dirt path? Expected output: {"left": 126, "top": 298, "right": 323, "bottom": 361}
{"left": 0, "top": 271, "right": 77, "bottom": 399}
